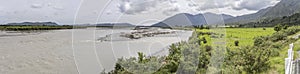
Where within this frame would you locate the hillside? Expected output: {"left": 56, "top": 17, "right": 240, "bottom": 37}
{"left": 226, "top": 0, "right": 300, "bottom": 24}
{"left": 225, "top": 7, "right": 272, "bottom": 24}
{"left": 152, "top": 13, "right": 234, "bottom": 28}
{"left": 262, "top": 0, "right": 300, "bottom": 18}
{"left": 5, "top": 22, "right": 59, "bottom": 26}
{"left": 241, "top": 13, "right": 300, "bottom": 27}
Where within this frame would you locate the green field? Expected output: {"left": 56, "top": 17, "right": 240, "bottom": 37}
{"left": 106, "top": 26, "right": 300, "bottom": 74}
{"left": 196, "top": 27, "right": 300, "bottom": 73}
{"left": 196, "top": 27, "right": 275, "bottom": 48}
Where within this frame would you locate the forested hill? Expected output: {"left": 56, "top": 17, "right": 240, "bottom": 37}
{"left": 240, "top": 13, "right": 300, "bottom": 27}
{"left": 226, "top": 0, "right": 300, "bottom": 24}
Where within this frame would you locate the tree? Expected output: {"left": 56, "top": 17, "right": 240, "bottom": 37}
{"left": 138, "top": 52, "right": 145, "bottom": 63}
{"left": 254, "top": 36, "right": 265, "bottom": 46}
{"left": 202, "top": 37, "right": 207, "bottom": 44}
{"left": 274, "top": 24, "right": 282, "bottom": 32}
{"left": 283, "top": 25, "right": 289, "bottom": 29}
{"left": 224, "top": 47, "right": 271, "bottom": 73}
{"left": 200, "top": 25, "right": 204, "bottom": 29}
{"left": 234, "top": 40, "right": 239, "bottom": 46}
{"left": 205, "top": 26, "right": 210, "bottom": 29}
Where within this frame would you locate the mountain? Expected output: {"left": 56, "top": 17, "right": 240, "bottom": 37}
{"left": 5, "top": 22, "right": 59, "bottom": 26}
{"left": 152, "top": 13, "right": 234, "bottom": 28}
{"left": 225, "top": 7, "right": 272, "bottom": 23}
{"left": 262, "top": 0, "right": 300, "bottom": 18}
{"left": 241, "top": 13, "right": 300, "bottom": 27}
{"left": 226, "top": 0, "right": 300, "bottom": 24}
{"left": 152, "top": 13, "right": 204, "bottom": 28}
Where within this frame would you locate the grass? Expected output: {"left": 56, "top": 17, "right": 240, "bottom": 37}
{"left": 294, "top": 39, "right": 300, "bottom": 51}
{"left": 269, "top": 39, "right": 300, "bottom": 74}
{"left": 197, "top": 27, "right": 300, "bottom": 73}
{"left": 196, "top": 27, "right": 275, "bottom": 48}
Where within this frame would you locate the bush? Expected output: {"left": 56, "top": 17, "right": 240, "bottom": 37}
{"left": 205, "top": 45, "right": 212, "bottom": 52}
{"left": 254, "top": 36, "right": 266, "bottom": 46}
{"left": 234, "top": 40, "right": 239, "bottom": 46}
{"left": 283, "top": 25, "right": 289, "bottom": 30}
{"left": 224, "top": 46, "right": 272, "bottom": 73}
{"left": 274, "top": 24, "right": 282, "bottom": 32}
{"left": 271, "top": 32, "right": 287, "bottom": 42}
{"left": 202, "top": 37, "right": 207, "bottom": 44}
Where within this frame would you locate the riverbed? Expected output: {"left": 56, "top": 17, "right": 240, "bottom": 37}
{"left": 0, "top": 28, "right": 193, "bottom": 74}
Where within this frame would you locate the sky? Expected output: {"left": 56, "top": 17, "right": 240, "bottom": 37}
{"left": 0, "top": 0, "right": 281, "bottom": 25}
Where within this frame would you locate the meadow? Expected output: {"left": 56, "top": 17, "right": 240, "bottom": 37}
{"left": 96, "top": 26, "right": 300, "bottom": 74}
{"left": 196, "top": 27, "right": 275, "bottom": 48}
{"left": 196, "top": 26, "right": 300, "bottom": 73}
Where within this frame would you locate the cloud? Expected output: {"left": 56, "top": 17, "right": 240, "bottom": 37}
{"left": 30, "top": 4, "right": 43, "bottom": 8}
{"left": 53, "top": 6, "right": 64, "bottom": 10}
{"left": 162, "top": 5, "right": 180, "bottom": 15}
{"left": 117, "top": 0, "right": 277, "bottom": 15}
{"left": 233, "top": 0, "right": 280, "bottom": 10}
{"left": 117, "top": 0, "right": 203, "bottom": 15}
{"left": 0, "top": 0, "right": 282, "bottom": 24}
{"left": 118, "top": 0, "right": 161, "bottom": 14}
{"left": 116, "top": 0, "right": 281, "bottom": 15}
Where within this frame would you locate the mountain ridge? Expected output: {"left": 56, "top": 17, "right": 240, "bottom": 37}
{"left": 4, "top": 22, "right": 59, "bottom": 26}
{"left": 225, "top": 0, "right": 300, "bottom": 24}
{"left": 151, "top": 13, "right": 234, "bottom": 27}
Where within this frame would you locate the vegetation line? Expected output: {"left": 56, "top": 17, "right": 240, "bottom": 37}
{"left": 104, "top": 25, "right": 300, "bottom": 74}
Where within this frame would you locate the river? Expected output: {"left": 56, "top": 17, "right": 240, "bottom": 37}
{"left": 0, "top": 28, "right": 193, "bottom": 74}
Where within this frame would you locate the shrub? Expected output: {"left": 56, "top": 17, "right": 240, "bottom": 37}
{"left": 234, "top": 40, "right": 239, "bottom": 46}
{"left": 254, "top": 36, "right": 266, "bottom": 46}
{"left": 271, "top": 32, "right": 287, "bottom": 42}
{"left": 283, "top": 25, "right": 289, "bottom": 30}
{"left": 274, "top": 24, "right": 282, "bottom": 32}
{"left": 224, "top": 46, "right": 271, "bottom": 73}
{"left": 205, "top": 45, "right": 212, "bottom": 52}
{"left": 202, "top": 37, "right": 207, "bottom": 44}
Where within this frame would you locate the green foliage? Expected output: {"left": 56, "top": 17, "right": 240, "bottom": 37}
{"left": 107, "top": 26, "right": 300, "bottom": 74}
{"left": 271, "top": 31, "right": 287, "bottom": 42}
{"left": 234, "top": 40, "right": 239, "bottom": 46}
{"left": 241, "top": 13, "right": 300, "bottom": 27}
{"left": 138, "top": 52, "right": 145, "bottom": 63}
{"left": 254, "top": 36, "right": 265, "bottom": 46}
{"left": 224, "top": 46, "right": 271, "bottom": 73}
{"left": 200, "top": 25, "right": 204, "bottom": 29}
{"left": 195, "top": 25, "right": 210, "bottom": 30}
{"left": 197, "top": 27, "right": 275, "bottom": 47}
{"left": 283, "top": 25, "right": 289, "bottom": 29}
{"left": 202, "top": 37, "right": 207, "bottom": 44}
{"left": 274, "top": 24, "right": 282, "bottom": 32}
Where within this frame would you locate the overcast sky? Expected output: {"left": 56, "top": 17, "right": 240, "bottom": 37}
{"left": 0, "top": 0, "right": 280, "bottom": 25}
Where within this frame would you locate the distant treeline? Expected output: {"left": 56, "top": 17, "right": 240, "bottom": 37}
{"left": 0, "top": 25, "right": 74, "bottom": 31}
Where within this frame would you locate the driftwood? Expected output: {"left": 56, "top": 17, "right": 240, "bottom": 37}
{"left": 121, "top": 29, "right": 175, "bottom": 39}
{"left": 98, "top": 29, "right": 176, "bottom": 41}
